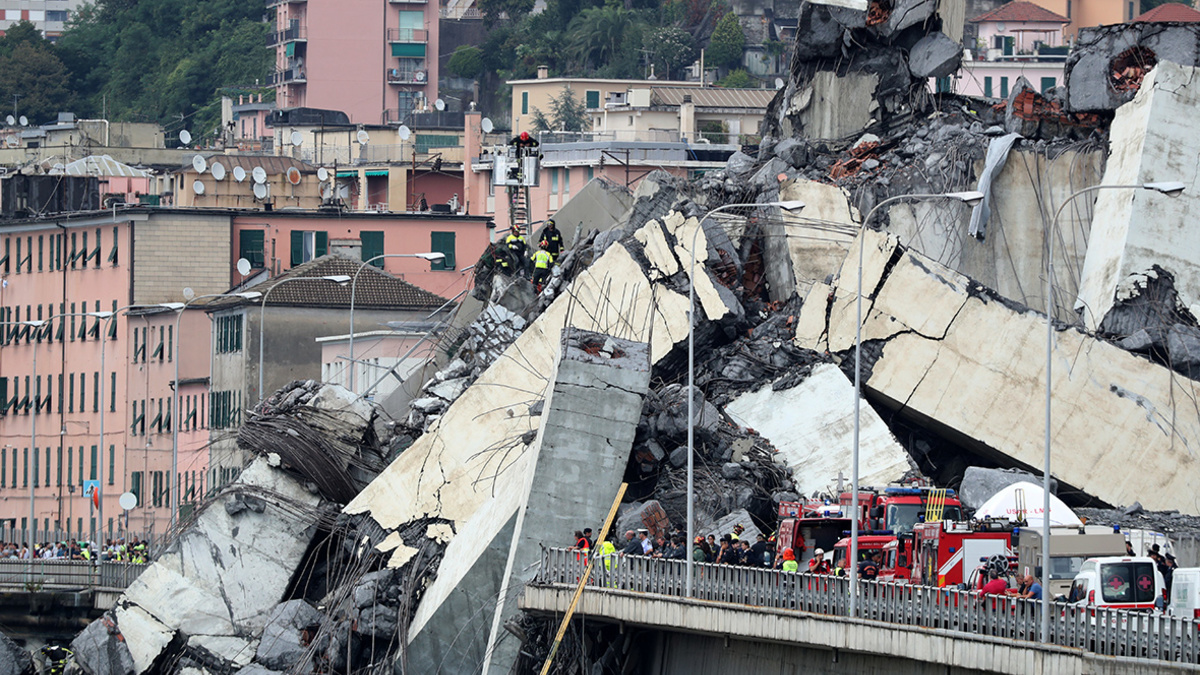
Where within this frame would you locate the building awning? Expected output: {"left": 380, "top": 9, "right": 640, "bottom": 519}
{"left": 365, "top": 169, "right": 389, "bottom": 177}
{"left": 392, "top": 43, "right": 425, "bottom": 58}
{"left": 336, "top": 171, "right": 357, "bottom": 178}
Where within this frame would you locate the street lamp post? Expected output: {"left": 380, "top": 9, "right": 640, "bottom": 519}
{"left": 258, "top": 276, "right": 350, "bottom": 401}
{"left": 685, "top": 199, "right": 806, "bottom": 597}
{"left": 347, "top": 252, "right": 445, "bottom": 392}
{"left": 1039, "top": 181, "right": 1184, "bottom": 643}
{"left": 850, "top": 191, "right": 983, "bottom": 618}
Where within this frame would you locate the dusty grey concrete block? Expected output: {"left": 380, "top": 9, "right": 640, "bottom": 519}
{"left": 255, "top": 600, "right": 323, "bottom": 670}
{"left": 0, "top": 632, "right": 31, "bottom": 675}
{"left": 960, "top": 466, "right": 1055, "bottom": 510}
{"left": 909, "top": 32, "right": 963, "bottom": 78}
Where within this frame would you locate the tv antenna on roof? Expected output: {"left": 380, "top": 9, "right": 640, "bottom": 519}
{"left": 179, "top": 129, "right": 192, "bottom": 145}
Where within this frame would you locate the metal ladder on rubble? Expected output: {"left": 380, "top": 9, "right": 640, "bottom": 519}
{"left": 926, "top": 488, "right": 947, "bottom": 523}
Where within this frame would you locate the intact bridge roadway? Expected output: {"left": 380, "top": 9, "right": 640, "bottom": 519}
{"left": 0, "top": 558, "right": 147, "bottom": 642}
{"left": 521, "top": 547, "right": 1200, "bottom": 675}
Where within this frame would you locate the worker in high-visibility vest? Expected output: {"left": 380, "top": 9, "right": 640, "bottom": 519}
{"left": 531, "top": 240, "right": 554, "bottom": 291}
{"left": 596, "top": 537, "right": 617, "bottom": 587}
{"left": 505, "top": 227, "right": 527, "bottom": 277}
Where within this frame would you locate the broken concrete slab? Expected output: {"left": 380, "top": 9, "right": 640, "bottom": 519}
{"left": 701, "top": 509, "right": 762, "bottom": 542}
{"left": 345, "top": 214, "right": 711, "bottom": 672}
{"left": 532, "top": 176, "right": 634, "bottom": 251}
{"left": 1076, "top": 61, "right": 1200, "bottom": 329}
{"left": 798, "top": 228, "right": 1200, "bottom": 513}
{"left": 763, "top": 179, "right": 858, "bottom": 302}
{"left": 908, "top": 33, "right": 963, "bottom": 79}
{"left": 255, "top": 600, "right": 323, "bottom": 670}
{"left": 959, "top": 466, "right": 1055, "bottom": 510}
{"left": 484, "top": 328, "right": 651, "bottom": 674}
{"left": 725, "top": 363, "right": 914, "bottom": 496}
{"left": 1065, "top": 23, "right": 1200, "bottom": 112}
{"left": 186, "top": 635, "right": 258, "bottom": 670}
{"left": 73, "top": 459, "right": 323, "bottom": 675}
{"left": 616, "top": 500, "right": 672, "bottom": 539}
{"left": 0, "top": 632, "right": 31, "bottom": 675}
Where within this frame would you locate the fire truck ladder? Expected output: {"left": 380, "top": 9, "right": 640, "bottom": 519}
{"left": 1014, "top": 487, "right": 1027, "bottom": 523}
{"left": 508, "top": 184, "right": 530, "bottom": 232}
{"left": 926, "top": 488, "right": 947, "bottom": 523}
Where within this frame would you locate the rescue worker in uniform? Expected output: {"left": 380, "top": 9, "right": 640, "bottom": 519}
{"left": 540, "top": 218, "right": 564, "bottom": 260}
{"left": 510, "top": 130, "right": 540, "bottom": 157}
{"left": 505, "top": 227, "right": 528, "bottom": 276}
{"left": 531, "top": 240, "right": 554, "bottom": 291}
{"left": 40, "top": 644, "right": 73, "bottom": 675}
{"left": 781, "top": 548, "right": 799, "bottom": 572}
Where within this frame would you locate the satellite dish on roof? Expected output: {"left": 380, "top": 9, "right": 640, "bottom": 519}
{"left": 317, "top": 167, "right": 329, "bottom": 181}
{"left": 179, "top": 129, "right": 192, "bottom": 145}
{"left": 398, "top": 125, "right": 411, "bottom": 141}
{"left": 5, "top": 115, "right": 14, "bottom": 126}
{"left": 4, "top": 135, "right": 17, "bottom": 148}
{"left": 356, "top": 129, "right": 369, "bottom": 144}
{"left": 192, "top": 180, "right": 206, "bottom": 195}
{"left": 286, "top": 167, "right": 302, "bottom": 185}
{"left": 236, "top": 258, "right": 252, "bottom": 276}
{"left": 211, "top": 162, "right": 226, "bottom": 181}
{"left": 192, "top": 154, "right": 207, "bottom": 173}
{"left": 252, "top": 166, "right": 267, "bottom": 184}
{"left": 774, "top": 77, "right": 785, "bottom": 90}
{"left": 253, "top": 182, "right": 269, "bottom": 200}
{"left": 290, "top": 130, "right": 303, "bottom": 147}
{"left": 119, "top": 492, "right": 138, "bottom": 510}
{"left": 53, "top": 162, "right": 64, "bottom": 171}
{"left": 481, "top": 117, "right": 494, "bottom": 133}
{"left": 183, "top": 287, "right": 195, "bottom": 300}
{"left": 18, "top": 116, "right": 27, "bottom": 127}
{"left": 233, "top": 166, "right": 247, "bottom": 182}
{"left": 434, "top": 98, "right": 445, "bottom": 111}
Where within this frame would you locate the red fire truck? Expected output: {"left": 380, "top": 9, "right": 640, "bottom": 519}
{"left": 839, "top": 486, "right": 965, "bottom": 535}
{"left": 910, "top": 518, "right": 1017, "bottom": 588}
{"left": 776, "top": 500, "right": 851, "bottom": 568}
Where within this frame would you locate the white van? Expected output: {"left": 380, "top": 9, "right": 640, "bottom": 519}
{"left": 1068, "top": 556, "right": 1164, "bottom": 612}
{"left": 1168, "top": 567, "right": 1200, "bottom": 618}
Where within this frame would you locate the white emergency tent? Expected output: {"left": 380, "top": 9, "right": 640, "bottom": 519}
{"left": 973, "top": 481, "right": 1083, "bottom": 528}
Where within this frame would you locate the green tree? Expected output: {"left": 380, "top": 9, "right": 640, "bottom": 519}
{"left": 0, "top": 42, "right": 72, "bottom": 123}
{"left": 532, "top": 86, "right": 589, "bottom": 132}
{"left": 567, "top": 5, "right": 637, "bottom": 70}
{"left": 447, "top": 46, "right": 484, "bottom": 79}
{"left": 707, "top": 12, "right": 745, "bottom": 69}
{"left": 478, "top": 0, "right": 537, "bottom": 25}
{"left": 716, "top": 68, "right": 754, "bottom": 88}
{"left": 0, "top": 20, "right": 48, "bottom": 57}
{"left": 645, "top": 26, "right": 695, "bottom": 79}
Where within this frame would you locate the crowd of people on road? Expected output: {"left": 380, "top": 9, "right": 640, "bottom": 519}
{"left": 0, "top": 537, "right": 150, "bottom": 563}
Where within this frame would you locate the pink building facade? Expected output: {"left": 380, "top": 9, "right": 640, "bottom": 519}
{"left": 230, "top": 211, "right": 491, "bottom": 301}
{"left": 268, "top": 0, "right": 440, "bottom": 125}
{"left": 0, "top": 213, "right": 221, "bottom": 543}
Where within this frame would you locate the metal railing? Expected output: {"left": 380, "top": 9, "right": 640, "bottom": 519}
{"left": 439, "top": 6, "right": 481, "bottom": 18}
{"left": 267, "top": 67, "right": 306, "bottom": 86}
{"left": 0, "top": 559, "right": 148, "bottom": 590}
{"left": 0, "top": 528, "right": 163, "bottom": 550}
{"left": 536, "top": 547, "right": 1200, "bottom": 664}
{"left": 266, "top": 21, "right": 307, "bottom": 46}
{"left": 386, "top": 68, "right": 427, "bottom": 85}
{"left": 387, "top": 28, "right": 428, "bottom": 43}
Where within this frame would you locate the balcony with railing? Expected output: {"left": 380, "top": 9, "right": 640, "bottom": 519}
{"left": 387, "top": 27, "right": 428, "bottom": 43}
{"left": 266, "top": 20, "right": 307, "bottom": 46}
{"left": 267, "top": 65, "right": 307, "bottom": 86}
{"left": 264, "top": 0, "right": 306, "bottom": 6}
{"left": 386, "top": 67, "right": 428, "bottom": 85}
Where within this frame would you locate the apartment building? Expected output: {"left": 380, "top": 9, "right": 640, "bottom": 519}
{"left": 0, "top": 0, "right": 82, "bottom": 39}
{"left": 0, "top": 208, "right": 231, "bottom": 540}
{"left": 267, "top": 0, "right": 440, "bottom": 125}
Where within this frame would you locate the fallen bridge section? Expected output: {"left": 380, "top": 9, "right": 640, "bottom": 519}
{"left": 795, "top": 229, "right": 1200, "bottom": 514}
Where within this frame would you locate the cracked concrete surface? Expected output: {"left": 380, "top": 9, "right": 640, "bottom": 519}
{"left": 797, "top": 228, "right": 1200, "bottom": 513}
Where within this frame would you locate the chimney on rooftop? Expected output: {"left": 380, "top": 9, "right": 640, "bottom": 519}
{"left": 537, "top": 65, "right": 549, "bottom": 79}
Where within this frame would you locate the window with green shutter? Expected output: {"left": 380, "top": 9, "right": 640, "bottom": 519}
{"left": 430, "top": 231, "right": 456, "bottom": 270}
{"left": 290, "top": 231, "right": 328, "bottom": 265}
{"left": 586, "top": 90, "right": 600, "bottom": 108}
{"left": 239, "top": 230, "right": 265, "bottom": 268}
{"left": 290, "top": 230, "right": 303, "bottom": 265}
{"left": 521, "top": 92, "right": 528, "bottom": 115}
{"left": 315, "top": 231, "right": 328, "bottom": 257}
{"left": 1040, "top": 77, "right": 1056, "bottom": 93}
{"left": 361, "top": 231, "right": 385, "bottom": 268}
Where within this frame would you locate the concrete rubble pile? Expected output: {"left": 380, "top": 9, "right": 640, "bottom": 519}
{"left": 69, "top": 384, "right": 417, "bottom": 675}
